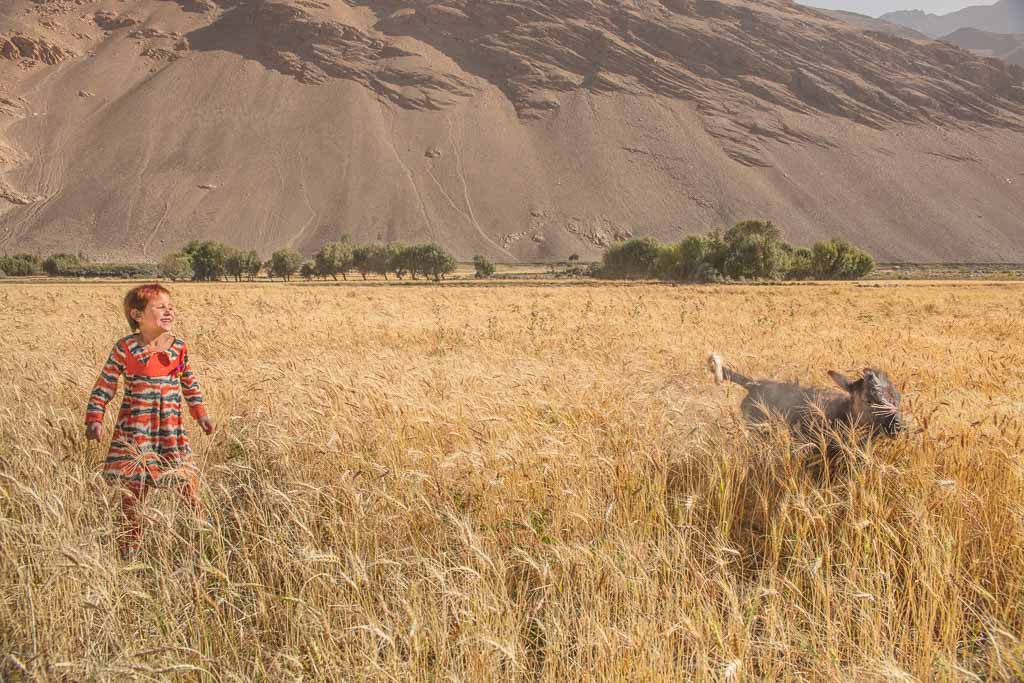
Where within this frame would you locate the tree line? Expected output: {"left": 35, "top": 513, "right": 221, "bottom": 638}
{"left": 157, "top": 239, "right": 458, "bottom": 282}
{"left": 0, "top": 240, "right": 460, "bottom": 282}
{"left": 598, "top": 220, "right": 876, "bottom": 281}
{"left": 1, "top": 220, "right": 876, "bottom": 283}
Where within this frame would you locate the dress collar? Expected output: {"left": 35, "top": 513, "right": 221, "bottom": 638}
{"left": 126, "top": 334, "right": 182, "bottom": 364}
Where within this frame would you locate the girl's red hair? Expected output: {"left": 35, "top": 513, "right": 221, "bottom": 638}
{"left": 123, "top": 284, "right": 171, "bottom": 330}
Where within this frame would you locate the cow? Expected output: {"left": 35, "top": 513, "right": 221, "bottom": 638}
{"left": 707, "top": 352, "right": 904, "bottom": 467}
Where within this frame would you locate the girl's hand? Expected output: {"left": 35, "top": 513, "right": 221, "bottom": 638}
{"left": 86, "top": 423, "right": 104, "bottom": 441}
{"left": 198, "top": 417, "right": 215, "bottom": 435}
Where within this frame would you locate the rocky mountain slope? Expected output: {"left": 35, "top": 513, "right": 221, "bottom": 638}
{"left": 883, "top": 0, "right": 1024, "bottom": 38}
{"left": 941, "top": 27, "right": 1024, "bottom": 66}
{"left": 2, "top": 0, "right": 1024, "bottom": 262}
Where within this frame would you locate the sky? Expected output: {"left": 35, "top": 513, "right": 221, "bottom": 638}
{"left": 800, "top": 1, "right": 994, "bottom": 17}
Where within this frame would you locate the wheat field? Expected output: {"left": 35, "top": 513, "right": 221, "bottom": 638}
{"left": 1, "top": 280, "right": 1023, "bottom": 682}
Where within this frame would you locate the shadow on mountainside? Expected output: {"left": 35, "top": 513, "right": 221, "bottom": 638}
{"left": 173, "top": 0, "right": 1024, "bottom": 128}
{"left": 179, "top": 0, "right": 478, "bottom": 111}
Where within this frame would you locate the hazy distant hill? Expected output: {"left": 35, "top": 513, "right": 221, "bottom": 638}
{"left": 883, "top": 0, "right": 1024, "bottom": 38}
{"left": 941, "top": 27, "right": 1024, "bottom": 65}
{"left": 817, "top": 8, "right": 930, "bottom": 40}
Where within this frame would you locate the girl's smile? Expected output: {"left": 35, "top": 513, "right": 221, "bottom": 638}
{"left": 132, "top": 293, "right": 176, "bottom": 338}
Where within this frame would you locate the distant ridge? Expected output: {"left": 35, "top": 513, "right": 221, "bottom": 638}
{"left": 817, "top": 8, "right": 930, "bottom": 41}
{"left": 882, "top": 0, "right": 1024, "bottom": 38}
{"left": 941, "top": 27, "right": 1024, "bottom": 65}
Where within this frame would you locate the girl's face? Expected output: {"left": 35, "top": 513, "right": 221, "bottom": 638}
{"left": 132, "top": 293, "right": 175, "bottom": 335}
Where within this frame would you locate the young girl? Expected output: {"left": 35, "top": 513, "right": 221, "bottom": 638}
{"left": 85, "top": 284, "right": 214, "bottom": 556}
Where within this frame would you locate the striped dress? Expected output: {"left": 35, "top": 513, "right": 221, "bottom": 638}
{"left": 86, "top": 335, "right": 207, "bottom": 487}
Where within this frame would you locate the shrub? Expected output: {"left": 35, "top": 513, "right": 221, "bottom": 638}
{"left": 53, "top": 262, "right": 159, "bottom": 279}
{"left": 654, "top": 235, "right": 721, "bottom": 281}
{"left": 596, "top": 222, "right": 876, "bottom": 283}
{"left": 811, "top": 239, "right": 875, "bottom": 279}
{"left": 473, "top": 255, "right": 496, "bottom": 279}
{"left": 40, "top": 253, "right": 157, "bottom": 279}
{"left": 267, "top": 248, "right": 303, "bottom": 281}
{"left": 42, "top": 253, "right": 84, "bottom": 276}
{"left": 652, "top": 243, "right": 683, "bottom": 280}
{"left": 601, "top": 238, "right": 661, "bottom": 279}
{"left": 693, "top": 262, "right": 723, "bottom": 283}
{"left": 849, "top": 250, "right": 875, "bottom": 278}
{"left": 0, "top": 254, "right": 41, "bottom": 277}
{"left": 158, "top": 253, "right": 194, "bottom": 282}
{"left": 786, "top": 246, "right": 814, "bottom": 280}
{"left": 299, "top": 261, "right": 317, "bottom": 281}
{"left": 811, "top": 239, "right": 852, "bottom": 278}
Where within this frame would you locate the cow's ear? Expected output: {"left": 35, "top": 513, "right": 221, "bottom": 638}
{"left": 828, "top": 370, "right": 852, "bottom": 392}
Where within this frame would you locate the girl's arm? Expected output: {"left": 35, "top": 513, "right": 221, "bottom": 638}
{"left": 179, "top": 345, "right": 208, "bottom": 421}
{"left": 86, "top": 341, "right": 126, "bottom": 425}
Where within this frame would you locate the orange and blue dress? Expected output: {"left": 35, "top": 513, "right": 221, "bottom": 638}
{"left": 86, "top": 335, "right": 207, "bottom": 487}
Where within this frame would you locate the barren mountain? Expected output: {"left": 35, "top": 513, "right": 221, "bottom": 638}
{"left": 883, "top": 0, "right": 1024, "bottom": 38}
{"left": 1, "top": 0, "right": 1024, "bottom": 262}
{"left": 942, "top": 27, "right": 1024, "bottom": 66}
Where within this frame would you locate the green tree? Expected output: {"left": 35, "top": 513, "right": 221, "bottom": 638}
{"left": 224, "top": 248, "right": 246, "bottom": 282}
{"left": 678, "top": 235, "right": 721, "bottom": 280}
{"left": 352, "top": 245, "right": 373, "bottom": 280}
{"left": 473, "top": 255, "right": 496, "bottom": 279}
{"left": 389, "top": 243, "right": 411, "bottom": 279}
{"left": 267, "top": 248, "right": 303, "bottom": 281}
{"left": 158, "top": 253, "right": 194, "bottom": 281}
{"left": 299, "top": 260, "right": 317, "bottom": 280}
{"left": 182, "top": 240, "right": 228, "bottom": 281}
{"left": 314, "top": 240, "right": 352, "bottom": 281}
{"left": 413, "top": 243, "right": 457, "bottom": 281}
{"left": 369, "top": 244, "right": 397, "bottom": 280}
{"left": 238, "top": 250, "right": 262, "bottom": 280}
{"left": 721, "top": 220, "right": 789, "bottom": 280}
